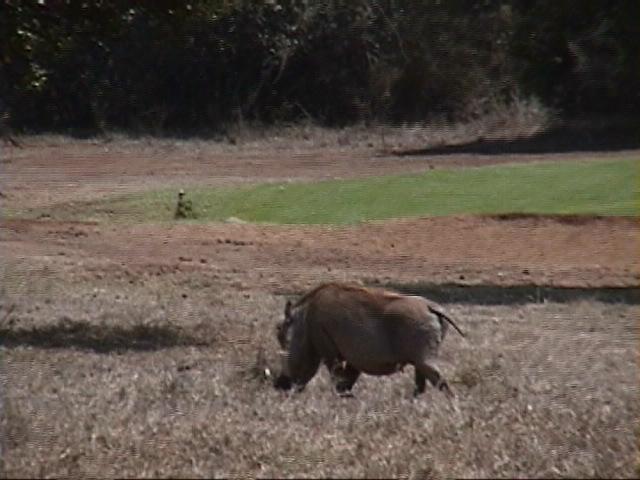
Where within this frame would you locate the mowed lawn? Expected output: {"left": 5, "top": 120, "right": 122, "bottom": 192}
{"left": 53, "top": 157, "right": 640, "bottom": 224}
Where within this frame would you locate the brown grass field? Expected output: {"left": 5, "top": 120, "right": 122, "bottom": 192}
{"left": 1, "top": 133, "right": 639, "bottom": 478}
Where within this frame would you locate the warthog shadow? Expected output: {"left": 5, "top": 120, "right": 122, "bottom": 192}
{"left": 0, "top": 316, "right": 210, "bottom": 353}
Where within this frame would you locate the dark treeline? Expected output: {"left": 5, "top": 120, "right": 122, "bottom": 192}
{"left": 1, "top": 0, "right": 638, "bottom": 135}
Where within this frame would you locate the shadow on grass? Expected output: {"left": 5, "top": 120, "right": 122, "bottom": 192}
{"left": 277, "top": 283, "right": 640, "bottom": 306}
{"left": 383, "top": 283, "right": 640, "bottom": 306}
{"left": 0, "top": 317, "right": 211, "bottom": 353}
{"left": 393, "top": 120, "right": 640, "bottom": 156}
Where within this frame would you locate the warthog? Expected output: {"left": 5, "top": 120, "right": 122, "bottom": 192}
{"left": 274, "top": 282, "right": 465, "bottom": 397}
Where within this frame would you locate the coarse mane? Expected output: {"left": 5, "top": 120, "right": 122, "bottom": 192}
{"left": 293, "top": 282, "right": 402, "bottom": 308}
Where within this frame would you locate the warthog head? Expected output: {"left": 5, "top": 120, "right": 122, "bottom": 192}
{"left": 273, "top": 300, "right": 297, "bottom": 390}
{"left": 276, "top": 299, "right": 295, "bottom": 350}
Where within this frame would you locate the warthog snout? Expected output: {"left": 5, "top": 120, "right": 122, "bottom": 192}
{"left": 272, "top": 349, "right": 293, "bottom": 390}
{"left": 273, "top": 373, "right": 293, "bottom": 390}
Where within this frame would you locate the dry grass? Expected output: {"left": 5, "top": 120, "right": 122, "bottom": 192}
{"left": 2, "top": 117, "right": 638, "bottom": 478}
{"left": 1, "top": 262, "right": 637, "bottom": 478}
{"left": 9, "top": 96, "right": 553, "bottom": 156}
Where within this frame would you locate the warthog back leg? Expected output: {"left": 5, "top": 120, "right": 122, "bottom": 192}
{"left": 414, "top": 362, "right": 453, "bottom": 398}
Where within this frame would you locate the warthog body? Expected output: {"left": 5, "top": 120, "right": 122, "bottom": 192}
{"left": 274, "top": 282, "right": 465, "bottom": 397}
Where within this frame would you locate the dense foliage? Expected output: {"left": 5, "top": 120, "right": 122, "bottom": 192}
{"left": 1, "top": 0, "right": 637, "bottom": 134}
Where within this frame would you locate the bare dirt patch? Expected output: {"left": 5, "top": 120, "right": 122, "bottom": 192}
{"left": 3, "top": 214, "right": 638, "bottom": 292}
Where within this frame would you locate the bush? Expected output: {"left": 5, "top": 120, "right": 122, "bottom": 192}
{"left": 1, "top": 1, "right": 637, "bottom": 134}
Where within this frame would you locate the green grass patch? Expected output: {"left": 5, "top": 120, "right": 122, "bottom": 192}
{"left": 36, "top": 157, "right": 640, "bottom": 224}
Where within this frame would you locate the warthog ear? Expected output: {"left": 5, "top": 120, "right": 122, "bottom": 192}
{"left": 285, "top": 299, "right": 292, "bottom": 318}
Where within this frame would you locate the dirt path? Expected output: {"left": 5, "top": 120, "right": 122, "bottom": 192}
{"left": 3, "top": 215, "right": 638, "bottom": 291}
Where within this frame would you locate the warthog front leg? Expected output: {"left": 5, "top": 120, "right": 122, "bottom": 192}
{"left": 414, "top": 362, "right": 453, "bottom": 398}
{"left": 327, "top": 361, "right": 361, "bottom": 397}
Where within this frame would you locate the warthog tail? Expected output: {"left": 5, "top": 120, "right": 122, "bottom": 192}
{"left": 428, "top": 306, "right": 466, "bottom": 338}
